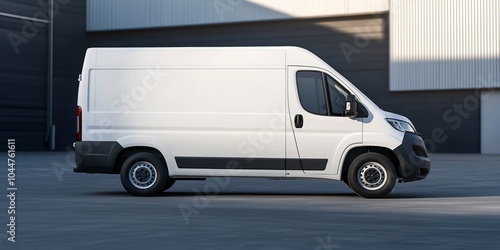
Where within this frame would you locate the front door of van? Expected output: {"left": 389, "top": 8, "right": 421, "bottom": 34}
{"left": 287, "top": 67, "right": 363, "bottom": 176}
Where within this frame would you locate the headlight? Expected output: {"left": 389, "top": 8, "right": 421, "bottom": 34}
{"left": 387, "top": 119, "right": 416, "bottom": 133}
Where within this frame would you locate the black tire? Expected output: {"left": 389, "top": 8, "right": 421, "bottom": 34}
{"left": 162, "top": 179, "right": 176, "bottom": 191}
{"left": 120, "top": 152, "right": 168, "bottom": 196}
{"left": 347, "top": 153, "right": 396, "bottom": 198}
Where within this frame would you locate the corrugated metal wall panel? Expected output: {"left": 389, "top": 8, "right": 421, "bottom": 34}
{"left": 87, "top": 0, "right": 389, "bottom": 31}
{"left": 390, "top": 0, "right": 500, "bottom": 91}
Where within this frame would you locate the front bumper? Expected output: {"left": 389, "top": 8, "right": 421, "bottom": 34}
{"left": 393, "top": 132, "right": 431, "bottom": 182}
{"left": 74, "top": 141, "right": 123, "bottom": 174}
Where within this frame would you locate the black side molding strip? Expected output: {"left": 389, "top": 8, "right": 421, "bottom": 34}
{"left": 175, "top": 157, "right": 327, "bottom": 171}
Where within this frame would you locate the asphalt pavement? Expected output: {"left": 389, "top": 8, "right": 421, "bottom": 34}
{"left": 0, "top": 151, "right": 499, "bottom": 249}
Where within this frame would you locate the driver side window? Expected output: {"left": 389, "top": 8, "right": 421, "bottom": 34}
{"left": 296, "top": 71, "right": 328, "bottom": 115}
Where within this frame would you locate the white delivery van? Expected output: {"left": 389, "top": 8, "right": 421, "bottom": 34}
{"left": 74, "top": 47, "right": 430, "bottom": 198}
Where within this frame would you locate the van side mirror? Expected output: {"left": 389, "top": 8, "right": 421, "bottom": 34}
{"left": 345, "top": 94, "right": 358, "bottom": 118}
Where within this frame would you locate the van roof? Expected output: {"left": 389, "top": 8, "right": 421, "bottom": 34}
{"left": 85, "top": 46, "right": 332, "bottom": 70}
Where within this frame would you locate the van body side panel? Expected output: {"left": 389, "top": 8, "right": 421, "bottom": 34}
{"left": 95, "top": 48, "right": 285, "bottom": 68}
{"left": 87, "top": 66, "right": 287, "bottom": 177}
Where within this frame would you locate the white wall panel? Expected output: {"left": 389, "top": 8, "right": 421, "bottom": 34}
{"left": 87, "top": 0, "right": 388, "bottom": 31}
{"left": 390, "top": 0, "right": 500, "bottom": 91}
{"left": 481, "top": 90, "right": 500, "bottom": 154}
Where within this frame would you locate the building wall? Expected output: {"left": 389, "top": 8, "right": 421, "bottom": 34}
{"left": 1, "top": 0, "right": 50, "bottom": 150}
{"left": 87, "top": 0, "right": 389, "bottom": 31}
{"left": 52, "top": 0, "right": 88, "bottom": 150}
{"left": 0, "top": 0, "right": 87, "bottom": 150}
{"left": 481, "top": 90, "right": 500, "bottom": 154}
{"left": 390, "top": 0, "right": 500, "bottom": 91}
{"left": 88, "top": 14, "right": 480, "bottom": 153}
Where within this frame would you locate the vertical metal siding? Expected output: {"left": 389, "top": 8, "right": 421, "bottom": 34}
{"left": 390, "top": 0, "right": 500, "bottom": 91}
{"left": 87, "top": 0, "right": 389, "bottom": 31}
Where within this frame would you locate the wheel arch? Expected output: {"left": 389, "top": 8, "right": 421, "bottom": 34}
{"left": 113, "top": 146, "right": 167, "bottom": 174}
{"left": 340, "top": 146, "right": 400, "bottom": 182}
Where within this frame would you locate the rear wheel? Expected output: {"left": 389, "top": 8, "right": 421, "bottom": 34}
{"left": 347, "top": 153, "right": 396, "bottom": 198}
{"left": 120, "top": 152, "right": 168, "bottom": 196}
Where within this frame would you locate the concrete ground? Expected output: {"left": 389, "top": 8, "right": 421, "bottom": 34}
{"left": 0, "top": 152, "right": 499, "bottom": 249}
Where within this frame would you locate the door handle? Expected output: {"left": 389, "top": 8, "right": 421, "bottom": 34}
{"left": 294, "top": 114, "right": 303, "bottom": 128}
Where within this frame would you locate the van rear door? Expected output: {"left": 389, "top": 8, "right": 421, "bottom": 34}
{"left": 287, "top": 66, "right": 363, "bottom": 176}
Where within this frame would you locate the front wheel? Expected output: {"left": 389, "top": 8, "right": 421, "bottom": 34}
{"left": 347, "top": 153, "right": 397, "bottom": 198}
{"left": 120, "top": 152, "right": 168, "bottom": 196}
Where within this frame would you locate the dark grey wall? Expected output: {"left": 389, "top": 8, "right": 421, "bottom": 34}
{"left": 0, "top": 0, "right": 86, "bottom": 150}
{"left": 88, "top": 14, "right": 480, "bottom": 153}
{"left": 52, "top": 0, "right": 87, "bottom": 150}
{"left": 1, "top": 0, "right": 49, "bottom": 150}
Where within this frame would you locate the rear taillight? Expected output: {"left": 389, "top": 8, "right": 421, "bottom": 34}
{"left": 77, "top": 106, "right": 82, "bottom": 141}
